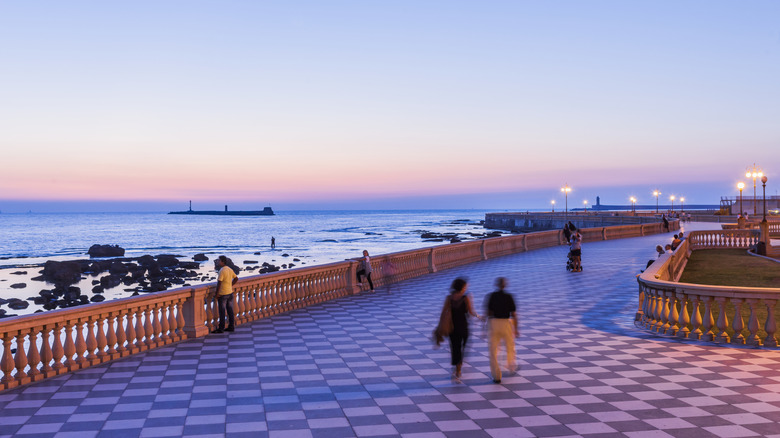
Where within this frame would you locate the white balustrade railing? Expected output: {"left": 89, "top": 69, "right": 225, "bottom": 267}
{"left": 1, "top": 220, "right": 675, "bottom": 391}
{"left": 636, "top": 229, "right": 780, "bottom": 347}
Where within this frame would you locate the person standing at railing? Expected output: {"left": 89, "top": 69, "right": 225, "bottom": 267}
{"left": 485, "top": 277, "right": 518, "bottom": 384}
{"left": 357, "top": 250, "right": 375, "bottom": 292}
{"left": 214, "top": 255, "right": 238, "bottom": 334}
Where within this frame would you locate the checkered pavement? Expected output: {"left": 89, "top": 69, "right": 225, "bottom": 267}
{"left": 3, "top": 223, "right": 780, "bottom": 437}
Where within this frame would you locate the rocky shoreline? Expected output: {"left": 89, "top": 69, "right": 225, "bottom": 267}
{"left": 0, "top": 223, "right": 504, "bottom": 318}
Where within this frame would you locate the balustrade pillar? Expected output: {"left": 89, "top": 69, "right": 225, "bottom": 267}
{"left": 108, "top": 313, "right": 120, "bottom": 355}
{"left": 714, "top": 297, "right": 730, "bottom": 343}
{"left": 27, "top": 329, "right": 41, "bottom": 378}
{"left": 764, "top": 300, "right": 778, "bottom": 347}
{"left": 63, "top": 323, "right": 76, "bottom": 367}
{"left": 52, "top": 324, "right": 65, "bottom": 370}
{"left": 690, "top": 295, "right": 703, "bottom": 339}
{"left": 676, "top": 293, "right": 690, "bottom": 338}
{"left": 666, "top": 292, "right": 679, "bottom": 336}
{"left": 160, "top": 303, "right": 171, "bottom": 344}
{"left": 183, "top": 287, "right": 210, "bottom": 339}
{"left": 14, "top": 331, "right": 28, "bottom": 381}
{"left": 659, "top": 293, "right": 671, "bottom": 333}
{"left": 86, "top": 318, "right": 98, "bottom": 361}
{"left": 1, "top": 333, "right": 14, "bottom": 383}
{"left": 731, "top": 299, "right": 745, "bottom": 344}
{"left": 40, "top": 326, "right": 54, "bottom": 374}
{"left": 746, "top": 299, "right": 761, "bottom": 346}
{"left": 702, "top": 298, "right": 715, "bottom": 341}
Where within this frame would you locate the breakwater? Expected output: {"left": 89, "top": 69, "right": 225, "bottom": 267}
{"left": 485, "top": 212, "right": 663, "bottom": 233}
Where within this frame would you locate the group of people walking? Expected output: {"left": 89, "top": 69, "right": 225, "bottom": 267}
{"left": 435, "top": 277, "right": 518, "bottom": 384}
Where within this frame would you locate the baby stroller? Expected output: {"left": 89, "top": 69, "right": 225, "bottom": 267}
{"left": 566, "top": 250, "right": 575, "bottom": 272}
{"left": 566, "top": 249, "right": 582, "bottom": 272}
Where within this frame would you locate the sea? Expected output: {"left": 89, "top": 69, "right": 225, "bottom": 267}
{"left": 0, "top": 210, "right": 499, "bottom": 317}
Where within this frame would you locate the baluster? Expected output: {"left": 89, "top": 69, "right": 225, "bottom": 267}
{"left": 40, "top": 326, "right": 54, "bottom": 374}
{"left": 152, "top": 304, "right": 162, "bottom": 346}
{"left": 764, "top": 300, "right": 778, "bottom": 347}
{"left": 75, "top": 320, "right": 88, "bottom": 364}
{"left": 125, "top": 310, "right": 137, "bottom": 352}
{"left": 109, "top": 313, "right": 120, "bottom": 355}
{"left": 14, "top": 331, "right": 29, "bottom": 380}
{"left": 27, "top": 329, "right": 41, "bottom": 378}
{"left": 659, "top": 293, "right": 670, "bottom": 333}
{"left": 235, "top": 286, "right": 245, "bottom": 322}
{"left": 666, "top": 292, "right": 679, "bottom": 336}
{"left": 690, "top": 295, "right": 703, "bottom": 339}
{"left": 52, "top": 324, "right": 65, "bottom": 370}
{"left": 746, "top": 299, "right": 761, "bottom": 346}
{"left": 144, "top": 307, "right": 154, "bottom": 347}
{"left": 204, "top": 291, "right": 216, "bottom": 332}
{"left": 165, "top": 301, "right": 176, "bottom": 341}
{"left": 63, "top": 322, "right": 77, "bottom": 367}
{"left": 731, "top": 299, "right": 745, "bottom": 344}
{"left": 1, "top": 333, "right": 14, "bottom": 383}
{"left": 642, "top": 290, "right": 653, "bottom": 328}
{"left": 677, "top": 293, "right": 690, "bottom": 338}
{"left": 176, "top": 301, "right": 186, "bottom": 340}
{"left": 652, "top": 290, "right": 663, "bottom": 331}
{"left": 97, "top": 315, "right": 109, "bottom": 359}
{"left": 702, "top": 298, "right": 715, "bottom": 341}
{"left": 86, "top": 318, "right": 98, "bottom": 361}
{"left": 714, "top": 297, "right": 730, "bottom": 343}
{"left": 259, "top": 284, "right": 269, "bottom": 317}
{"left": 135, "top": 308, "right": 146, "bottom": 349}
{"left": 160, "top": 302, "right": 171, "bottom": 343}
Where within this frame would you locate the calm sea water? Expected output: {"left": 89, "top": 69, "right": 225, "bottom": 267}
{"left": 0, "top": 210, "right": 496, "bottom": 315}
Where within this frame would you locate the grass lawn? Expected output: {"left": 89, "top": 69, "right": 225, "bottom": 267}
{"left": 672, "top": 249, "right": 780, "bottom": 341}
{"left": 679, "top": 249, "right": 780, "bottom": 287}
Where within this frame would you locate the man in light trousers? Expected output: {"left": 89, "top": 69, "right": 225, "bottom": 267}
{"left": 486, "top": 277, "right": 518, "bottom": 383}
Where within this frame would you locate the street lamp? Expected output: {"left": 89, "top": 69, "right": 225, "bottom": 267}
{"left": 630, "top": 197, "right": 636, "bottom": 213}
{"left": 653, "top": 190, "right": 661, "bottom": 214}
{"left": 551, "top": 200, "right": 555, "bottom": 213}
{"left": 737, "top": 182, "right": 745, "bottom": 216}
{"left": 680, "top": 197, "right": 685, "bottom": 212}
{"left": 561, "top": 184, "right": 572, "bottom": 221}
{"left": 583, "top": 200, "right": 588, "bottom": 213}
{"left": 762, "top": 175, "right": 768, "bottom": 222}
{"left": 670, "top": 195, "right": 675, "bottom": 212}
{"left": 746, "top": 164, "right": 763, "bottom": 215}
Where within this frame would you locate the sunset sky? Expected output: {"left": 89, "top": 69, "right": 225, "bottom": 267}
{"left": 1, "top": 1, "right": 779, "bottom": 212}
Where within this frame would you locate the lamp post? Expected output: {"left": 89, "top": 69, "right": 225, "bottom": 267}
{"left": 762, "top": 175, "right": 768, "bottom": 222}
{"left": 680, "top": 197, "right": 685, "bottom": 212}
{"left": 561, "top": 184, "right": 571, "bottom": 221}
{"left": 630, "top": 197, "right": 636, "bottom": 214}
{"left": 737, "top": 182, "right": 744, "bottom": 216}
{"left": 746, "top": 164, "right": 763, "bottom": 215}
{"left": 583, "top": 200, "right": 588, "bottom": 213}
{"left": 670, "top": 195, "right": 675, "bottom": 212}
{"left": 551, "top": 200, "right": 555, "bottom": 213}
{"left": 653, "top": 190, "right": 660, "bottom": 214}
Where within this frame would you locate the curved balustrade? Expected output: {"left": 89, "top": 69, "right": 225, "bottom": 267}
{"left": 637, "top": 229, "right": 779, "bottom": 348}
{"left": 1, "top": 219, "right": 675, "bottom": 391}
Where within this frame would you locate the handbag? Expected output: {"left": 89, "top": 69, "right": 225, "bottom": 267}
{"left": 433, "top": 296, "right": 454, "bottom": 346}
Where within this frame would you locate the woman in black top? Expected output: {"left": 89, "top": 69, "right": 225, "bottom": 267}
{"left": 447, "top": 278, "right": 481, "bottom": 382}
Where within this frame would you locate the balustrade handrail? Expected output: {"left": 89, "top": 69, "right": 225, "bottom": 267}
{"left": 636, "top": 229, "right": 780, "bottom": 348}
{"left": 1, "top": 218, "right": 678, "bottom": 391}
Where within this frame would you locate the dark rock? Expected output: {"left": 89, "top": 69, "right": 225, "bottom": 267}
{"left": 100, "top": 274, "right": 122, "bottom": 289}
{"left": 244, "top": 260, "right": 258, "bottom": 264}
{"left": 90, "top": 295, "right": 106, "bottom": 302}
{"left": 31, "top": 275, "right": 45, "bottom": 282}
{"left": 421, "top": 232, "right": 438, "bottom": 239}
{"left": 293, "top": 258, "right": 300, "bottom": 262}
{"left": 8, "top": 299, "right": 29, "bottom": 310}
{"left": 193, "top": 253, "right": 209, "bottom": 262}
{"left": 137, "top": 255, "right": 156, "bottom": 266}
{"left": 109, "top": 261, "right": 129, "bottom": 275}
{"left": 11, "top": 271, "right": 27, "bottom": 275}
{"left": 288, "top": 263, "right": 295, "bottom": 268}
{"left": 42, "top": 261, "right": 82, "bottom": 286}
{"left": 88, "top": 244, "right": 125, "bottom": 258}
{"left": 450, "top": 237, "right": 462, "bottom": 243}
{"left": 282, "top": 253, "right": 290, "bottom": 257}
{"left": 179, "top": 261, "right": 200, "bottom": 270}
{"left": 156, "top": 255, "right": 179, "bottom": 268}
{"left": 92, "top": 280, "right": 101, "bottom": 285}
{"left": 92, "top": 286, "right": 104, "bottom": 294}
{"left": 10, "top": 283, "right": 26, "bottom": 289}
{"left": 253, "top": 252, "right": 262, "bottom": 255}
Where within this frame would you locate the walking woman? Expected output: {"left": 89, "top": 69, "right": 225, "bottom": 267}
{"left": 442, "top": 278, "right": 481, "bottom": 382}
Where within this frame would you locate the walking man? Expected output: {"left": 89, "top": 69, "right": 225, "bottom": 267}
{"left": 271, "top": 236, "right": 276, "bottom": 249}
{"left": 214, "top": 255, "right": 238, "bottom": 333}
{"left": 486, "top": 277, "right": 518, "bottom": 383}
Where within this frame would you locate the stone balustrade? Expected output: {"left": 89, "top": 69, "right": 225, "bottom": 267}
{"left": 635, "top": 229, "right": 780, "bottom": 347}
{"left": 1, "top": 219, "right": 675, "bottom": 392}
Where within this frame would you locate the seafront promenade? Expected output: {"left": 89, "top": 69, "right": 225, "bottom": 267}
{"left": 3, "top": 223, "right": 780, "bottom": 438}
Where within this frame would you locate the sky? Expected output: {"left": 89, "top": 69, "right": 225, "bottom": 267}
{"left": 1, "top": 1, "right": 779, "bottom": 212}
